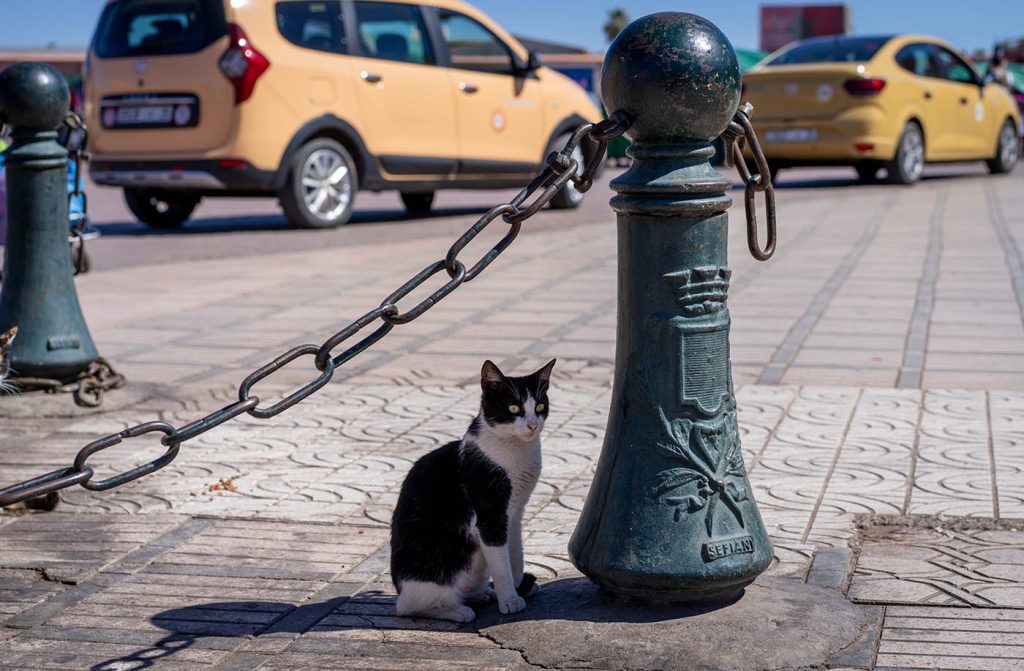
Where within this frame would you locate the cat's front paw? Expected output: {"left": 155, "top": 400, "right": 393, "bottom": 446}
{"left": 450, "top": 605, "right": 477, "bottom": 623}
{"left": 498, "top": 594, "right": 526, "bottom": 615}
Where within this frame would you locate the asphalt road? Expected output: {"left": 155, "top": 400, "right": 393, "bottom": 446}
{"left": 76, "top": 160, "right": 997, "bottom": 272}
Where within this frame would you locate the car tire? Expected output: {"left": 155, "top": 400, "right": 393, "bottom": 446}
{"left": 123, "top": 189, "right": 200, "bottom": 229}
{"left": 986, "top": 120, "right": 1019, "bottom": 174}
{"left": 886, "top": 123, "right": 925, "bottom": 185}
{"left": 280, "top": 138, "right": 357, "bottom": 229}
{"left": 401, "top": 192, "right": 435, "bottom": 215}
{"left": 548, "top": 132, "right": 586, "bottom": 210}
{"left": 855, "top": 164, "right": 879, "bottom": 182}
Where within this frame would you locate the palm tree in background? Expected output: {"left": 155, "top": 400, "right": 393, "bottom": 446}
{"left": 603, "top": 8, "right": 629, "bottom": 43}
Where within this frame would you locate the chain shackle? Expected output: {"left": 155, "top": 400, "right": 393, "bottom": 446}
{"left": 724, "top": 103, "right": 777, "bottom": 261}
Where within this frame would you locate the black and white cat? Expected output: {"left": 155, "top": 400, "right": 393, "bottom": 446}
{"left": 0, "top": 326, "right": 17, "bottom": 395}
{"left": 390, "top": 359, "right": 555, "bottom": 622}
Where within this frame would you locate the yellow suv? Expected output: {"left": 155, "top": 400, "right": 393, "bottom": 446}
{"left": 86, "top": 0, "right": 602, "bottom": 228}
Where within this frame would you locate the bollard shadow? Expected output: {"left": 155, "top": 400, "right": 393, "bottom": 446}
{"left": 94, "top": 206, "right": 494, "bottom": 237}
{"left": 92, "top": 578, "right": 744, "bottom": 669}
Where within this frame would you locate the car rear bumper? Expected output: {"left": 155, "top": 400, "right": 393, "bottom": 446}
{"left": 90, "top": 160, "right": 276, "bottom": 194}
{"left": 750, "top": 108, "right": 897, "bottom": 162}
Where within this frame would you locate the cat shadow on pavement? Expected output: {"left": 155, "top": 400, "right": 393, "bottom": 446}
{"left": 91, "top": 578, "right": 740, "bottom": 671}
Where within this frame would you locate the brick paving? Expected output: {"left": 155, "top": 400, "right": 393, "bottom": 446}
{"left": 1, "top": 167, "right": 1023, "bottom": 669}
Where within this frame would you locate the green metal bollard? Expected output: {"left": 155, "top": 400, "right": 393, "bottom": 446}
{"left": 568, "top": 13, "right": 774, "bottom": 604}
{"left": 0, "top": 62, "right": 98, "bottom": 378}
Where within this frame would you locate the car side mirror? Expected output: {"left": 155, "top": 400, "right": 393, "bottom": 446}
{"left": 515, "top": 50, "right": 542, "bottom": 76}
{"left": 527, "top": 50, "right": 542, "bottom": 71}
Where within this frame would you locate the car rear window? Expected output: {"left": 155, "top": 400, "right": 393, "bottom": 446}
{"left": 766, "top": 36, "right": 892, "bottom": 66}
{"left": 277, "top": 1, "right": 347, "bottom": 54}
{"left": 93, "top": 0, "right": 227, "bottom": 58}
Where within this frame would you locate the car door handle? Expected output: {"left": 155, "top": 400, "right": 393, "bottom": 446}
{"left": 361, "top": 71, "right": 382, "bottom": 84}
{"left": 458, "top": 82, "right": 478, "bottom": 94}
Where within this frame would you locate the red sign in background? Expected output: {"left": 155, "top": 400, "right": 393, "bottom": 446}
{"left": 760, "top": 5, "right": 850, "bottom": 53}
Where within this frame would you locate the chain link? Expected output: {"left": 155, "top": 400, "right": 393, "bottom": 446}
{"left": 723, "top": 103, "right": 777, "bottom": 261}
{"left": 0, "top": 116, "right": 631, "bottom": 508}
{"left": 64, "top": 110, "right": 93, "bottom": 276}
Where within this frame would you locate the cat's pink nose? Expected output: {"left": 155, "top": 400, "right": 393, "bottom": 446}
{"left": 527, "top": 422, "right": 538, "bottom": 432}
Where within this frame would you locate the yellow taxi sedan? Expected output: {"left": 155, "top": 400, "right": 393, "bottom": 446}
{"left": 742, "top": 34, "right": 1021, "bottom": 184}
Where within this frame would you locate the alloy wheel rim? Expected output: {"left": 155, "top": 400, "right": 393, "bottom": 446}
{"left": 301, "top": 149, "right": 352, "bottom": 221}
{"left": 1000, "top": 125, "right": 1018, "bottom": 168}
{"left": 902, "top": 128, "right": 924, "bottom": 180}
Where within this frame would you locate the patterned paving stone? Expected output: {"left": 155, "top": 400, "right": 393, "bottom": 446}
{"left": 851, "top": 526, "right": 1024, "bottom": 608}
{"left": 876, "top": 605, "right": 1024, "bottom": 671}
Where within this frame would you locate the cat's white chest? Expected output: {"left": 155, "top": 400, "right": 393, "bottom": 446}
{"left": 474, "top": 435, "right": 541, "bottom": 511}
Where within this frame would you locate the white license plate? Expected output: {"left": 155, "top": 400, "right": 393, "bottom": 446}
{"left": 764, "top": 128, "right": 818, "bottom": 143}
{"left": 115, "top": 106, "right": 173, "bottom": 125}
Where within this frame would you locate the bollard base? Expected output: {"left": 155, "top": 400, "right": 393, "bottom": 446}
{"left": 478, "top": 575, "right": 867, "bottom": 671}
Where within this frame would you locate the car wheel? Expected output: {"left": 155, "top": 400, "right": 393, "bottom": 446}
{"left": 886, "top": 123, "right": 925, "bottom": 185}
{"left": 123, "top": 189, "right": 200, "bottom": 229}
{"left": 548, "top": 132, "right": 586, "bottom": 210}
{"left": 401, "top": 192, "right": 435, "bottom": 215}
{"left": 855, "top": 164, "right": 879, "bottom": 182}
{"left": 986, "top": 120, "right": 1019, "bottom": 174}
{"left": 280, "top": 138, "right": 357, "bottom": 229}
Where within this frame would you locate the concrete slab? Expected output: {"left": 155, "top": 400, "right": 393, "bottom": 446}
{"left": 477, "top": 576, "right": 866, "bottom": 671}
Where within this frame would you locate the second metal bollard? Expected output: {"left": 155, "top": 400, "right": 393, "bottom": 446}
{"left": 569, "top": 13, "right": 775, "bottom": 604}
{"left": 0, "top": 62, "right": 98, "bottom": 379}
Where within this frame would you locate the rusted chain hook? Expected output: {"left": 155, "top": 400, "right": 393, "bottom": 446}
{"left": 725, "top": 103, "right": 777, "bottom": 261}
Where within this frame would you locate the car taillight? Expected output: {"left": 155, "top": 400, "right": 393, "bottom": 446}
{"left": 219, "top": 24, "right": 269, "bottom": 105}
{"left": 843, "top": 78, "right": 886, "bottom": 97}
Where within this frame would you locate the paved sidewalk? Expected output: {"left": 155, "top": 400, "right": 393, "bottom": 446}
{"left": 1, "top": 168, "right": 1024, "bottom": 669}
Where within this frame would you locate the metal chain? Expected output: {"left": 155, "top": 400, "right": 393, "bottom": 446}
{"left": 3, "top": 358, "right": 126, "bottom": 409}
{"left": 65, "top": 110, "right": 92, "bottom": 276}
{"left": 0, "top": 114, "right": 631, "bottom": 507}
{"left": 722, "top": 103, "right": 777, "bottom": 261}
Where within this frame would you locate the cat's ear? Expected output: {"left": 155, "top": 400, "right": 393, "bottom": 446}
{"left": 481, "top": 360, "right": 507, "bottom": 390}
{"left": 0, "top": 326, "right": 17, "bottom": 349}
{"left": 532, "top": 359, "right": 556, "bottom": 395}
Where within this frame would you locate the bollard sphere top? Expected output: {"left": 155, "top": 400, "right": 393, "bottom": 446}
{"left": 602, "top": 12, "right": 741, "bottom": 145}
{"left": 0, "top": 62, "right": 70, "bottom": 133}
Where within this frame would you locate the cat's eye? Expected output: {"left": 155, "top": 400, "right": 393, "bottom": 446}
{"left": 536, "top": 403, "right": 546, "bottom": 412}
{"left": 508, "top": 404, "right": 521, "bottom": 414}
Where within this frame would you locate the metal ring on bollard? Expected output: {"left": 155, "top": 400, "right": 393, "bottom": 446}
{"left": 743, "top": 177, "right": 777, "bottom": 261}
